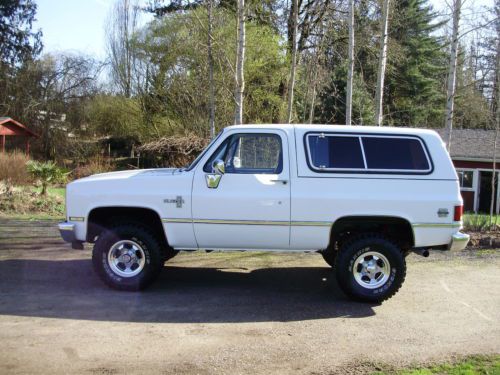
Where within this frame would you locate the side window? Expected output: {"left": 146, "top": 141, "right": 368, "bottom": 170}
{"left": 204, "top": 133, "right": 283, "bottom": 174}
{"left": 362, "top": 137, "right": 430, "bottom": 171}
{"left": 308, "top": 135, "right": 365, "bottom": 169}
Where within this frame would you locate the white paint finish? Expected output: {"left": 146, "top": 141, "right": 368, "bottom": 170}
{"left": 63, "top": 124, "right": 464, "bottom": 251}
{"left": 191, "top": 129, "right": 291, "bottom": 249}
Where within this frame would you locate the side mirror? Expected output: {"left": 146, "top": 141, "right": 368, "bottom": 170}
{"left": 212, "top": 159, "right": 225, "bottom": 175}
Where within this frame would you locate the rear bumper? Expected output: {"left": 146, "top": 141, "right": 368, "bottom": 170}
{"left": 58, "top": 222, "right": 76, "bottom": 243}
{"left": 448, "top": 232, "right": 470, "bottom": 251}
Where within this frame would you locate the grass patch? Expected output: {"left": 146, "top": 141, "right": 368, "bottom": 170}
{"left": 373, "top": 355, "right": 500, "bottom": 375}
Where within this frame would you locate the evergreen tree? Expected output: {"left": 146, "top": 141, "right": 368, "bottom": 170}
{"left": 385, "top": 0, "right": 447, "bottom": 127}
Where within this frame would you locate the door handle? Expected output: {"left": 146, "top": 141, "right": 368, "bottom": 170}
{"left": 271, "top": 179, "right": 288, "bottom": 185}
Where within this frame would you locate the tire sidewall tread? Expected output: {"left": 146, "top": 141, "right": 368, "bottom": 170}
{"left": 92, "top": 224, "right": 163, "bottom": 291}
{"left": 335, "top": 233, "right": 406, "bottom": 303}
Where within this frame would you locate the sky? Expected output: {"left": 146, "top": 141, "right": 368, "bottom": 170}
{"left": 34, "top": 0, "right": 493, "bottom": 60}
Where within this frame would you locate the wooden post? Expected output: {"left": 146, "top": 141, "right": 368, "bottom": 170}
{"left": 1, "top": 135, "right": 5, "bottom": 153}
{"left": 26, "top": 137, "right": 30, "bottom": 156}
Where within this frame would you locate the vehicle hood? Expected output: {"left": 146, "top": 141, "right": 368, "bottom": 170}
{"left": 76, "top": 168, "right": 179, "bottom": 183}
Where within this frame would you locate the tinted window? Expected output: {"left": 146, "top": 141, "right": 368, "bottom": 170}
{"left": 362, "top": 137, "right": 430, "bottom": 171}
{"left": 308, "top": 135, "right": 365, "bottom": 169}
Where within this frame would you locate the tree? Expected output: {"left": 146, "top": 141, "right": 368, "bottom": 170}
{"left": 234, "top": 0, "right": 246, "bottom": 124}
{"left": 384, "top": 0, "right": 446, "bottom": 128}
{"left": 491, "top": 0, "right": 500, "bottom": 228}
{"left": 207, "top": 0, "right": 216, "bottom": 137}
{"left": 444, "top": 0, "right": 462, "bottom": 151}
{"left": 346, "top": 0, "right": 355, "bottom": 125}
{"left": 106, "top": 0, "right": 140, "bottom": 97}
{"left": 374, "top": 0, "right": 391, "bottom": 126}
{"left": 0, "top": 0, "right": 42, "bottom": 66}
{"left": 285, "top": 0, "right": 298, "bottom": 123}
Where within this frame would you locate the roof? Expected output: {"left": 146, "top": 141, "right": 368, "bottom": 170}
{"left": 434, "top": 128, "right": 497, "bottom": 161}
{"left": 0, "top": 117, "right": 39, "bottom": 137}
{"left": 226, "top": 124, "right": 439, "bottom": 136}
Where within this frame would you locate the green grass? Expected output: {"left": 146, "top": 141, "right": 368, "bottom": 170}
{"left": 373, "top": 355, "right": 500, "bottom": 375}
{"left": 463, "top": 213, "right": 499, "bottom": 232}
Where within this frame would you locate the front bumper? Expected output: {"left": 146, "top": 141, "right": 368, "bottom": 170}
{"left": 58, "top": 222, "right": 76, "bottom": 243}
{"left": 448, "top": 232, "right": 470, "bottom": 251}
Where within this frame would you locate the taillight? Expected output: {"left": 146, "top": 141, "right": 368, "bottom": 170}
{"left": 454, "top": 205, "right": 463, "bottom": 221}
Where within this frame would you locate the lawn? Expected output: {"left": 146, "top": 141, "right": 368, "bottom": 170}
{"left": 0, "top": 185, "right": 65, "bottom": 220}
{"left": 373, "top": 355, "right": 500, "bottom": 375}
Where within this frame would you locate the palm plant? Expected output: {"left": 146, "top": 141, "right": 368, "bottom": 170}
{"left": 26, "top": 160, "right": 66, "bottom": 195}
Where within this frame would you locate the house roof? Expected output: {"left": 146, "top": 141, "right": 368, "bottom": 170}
{"left": 435, "top": 128, "right": 496, "bottom": 161}
{"left": 0, "top": 117, "right": 39, "bottom": 137}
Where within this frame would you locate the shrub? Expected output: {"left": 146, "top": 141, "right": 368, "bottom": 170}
{"left": 463, "top": 213, "right": 497, "bottom": 232}
{"left": 0, "top": 151, "right": 31, "bottom": 185}
{"left": 26, "top": 160, "right": 67, "bottom": 195}
{"left": 73, "top": 156, "right": 114, "bottom": 179}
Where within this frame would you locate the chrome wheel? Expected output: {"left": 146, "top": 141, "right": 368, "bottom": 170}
{"left": 107, "top": 240, "right": 146, "bottom": 278}
{"left": 353, "top": 251, "right": 390, "bottom": 289}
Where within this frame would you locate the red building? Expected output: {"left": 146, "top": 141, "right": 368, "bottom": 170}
{"left": 436, "top": 129, "right": 498, "bottom": 214}
{"left": 0, "top": 117, "right": 39, "bottom": 155}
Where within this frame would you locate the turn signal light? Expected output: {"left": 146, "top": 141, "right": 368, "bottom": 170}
{"left": 454, "top": 205, "right": 463, "bottom": 221}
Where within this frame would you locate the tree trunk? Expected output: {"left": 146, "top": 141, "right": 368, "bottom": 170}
{"left": 444, "top": 0, "right": 462, "bottom": 152}
{"left": 346, "top": 0, "right": 355, "bottom": 126}
{"left": 491, "top": 0, "right": 500, "bottom": 228}
{"left": 374, "top": 0, "right": 390, "bottom": 127}
{"left": 207, "top": 0, "right": 216, "bottom": 138}
{"left": 286, "top": 0, "right": 299, "bottom": 124}
{"left": 234, "top": 0, "right": 245, "bottom": 125}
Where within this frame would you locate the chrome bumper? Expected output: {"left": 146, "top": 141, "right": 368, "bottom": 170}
{"left": 448, "top": 232, "right": 470, "bottom": 251}
{"left": 58, "top": 222, "right": 76, "bottom": 243}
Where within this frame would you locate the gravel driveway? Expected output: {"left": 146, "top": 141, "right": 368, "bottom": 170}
{"left": 0, "top": 219, "right": 499, "bottom": 374}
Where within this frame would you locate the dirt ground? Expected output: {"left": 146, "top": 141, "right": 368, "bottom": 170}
{"left": 0, "top": 219, "right": 499, "bottom": 375}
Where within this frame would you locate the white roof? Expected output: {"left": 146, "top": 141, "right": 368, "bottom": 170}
{"left": 225, "top": 124, "right": 440, "bottom": 137}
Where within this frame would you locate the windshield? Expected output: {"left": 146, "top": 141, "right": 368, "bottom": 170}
{"left": 185, "top": 130, "right": 224, "bottom": 171}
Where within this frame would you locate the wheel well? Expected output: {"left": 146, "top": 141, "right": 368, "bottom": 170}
{"left": 87, "top": 207, "right": 168, "bottom": 248}
{"left": 329, "top": 216, "right": 414, "bottom": 251}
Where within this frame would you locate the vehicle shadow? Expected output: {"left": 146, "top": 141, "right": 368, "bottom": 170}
{"left": 0, "top": 258, "right": 377, "bottom": 323}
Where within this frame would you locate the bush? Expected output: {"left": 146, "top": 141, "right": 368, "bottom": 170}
{"left": 26, "top": 160, "right": 67, "bottom": 195}
{"left": 73, "top": 156, "right": 114, "bottom": 179}
{"left": 0, "top": 151, "right": 31, "bottom": 185}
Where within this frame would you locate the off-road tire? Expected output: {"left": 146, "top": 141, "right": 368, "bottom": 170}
{"left": 334, "top": 234, "right": 406, "bottom": 303}
{"left": 92, "top": 224, "right": 164, "bottom": 291}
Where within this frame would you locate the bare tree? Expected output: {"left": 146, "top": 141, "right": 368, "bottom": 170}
{"left": 346, "top": 0, "right": 355, "bottom": 125}
{"left": 106, "top": 0, "right": 139, "bottom": 98}
{"left": 234, "top": 0, "right": 245, "bottom": 125}
{"left": 286, "top": 0, "right": 299, "bottom": 124}
{"left": 207, "top": 0, "right": 216, "bottom": 137}
{"left": 374, "top": 0, "right": 390, "bottom": 127}
{"left": 444, "top": 0, "right": 462, "bottom": 151}
{"left": 491, "top": 0, "right": 500, "bottom": 228}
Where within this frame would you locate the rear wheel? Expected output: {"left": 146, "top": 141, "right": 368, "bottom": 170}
{"left": 92, "top": 224, "right": 164, "bottom": 291}
{"left": 334, "top": 234, "right": 406, "bottom": 302}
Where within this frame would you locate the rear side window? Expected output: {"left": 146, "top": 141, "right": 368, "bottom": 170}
{"left": 308, "top": 135, "right": 364, "bottom": 169}
{"left": 362, "top": 137, "right": 430, "bottom": 171}
{"left": 305, "top": 133, "right": 432, "bottom": 174}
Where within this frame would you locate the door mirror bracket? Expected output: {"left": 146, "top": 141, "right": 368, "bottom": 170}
{"left": 206, "top": 159, "right": 225, "bottom": 188}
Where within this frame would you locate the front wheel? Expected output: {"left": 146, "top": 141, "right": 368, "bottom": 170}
{"left": 92, "top": 225, "right": 164, "bottom": 291}
{"left": 334, "top": 234, "right": 406, "bottom": 303}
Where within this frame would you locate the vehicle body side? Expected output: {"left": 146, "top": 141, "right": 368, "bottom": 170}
{"left": 63, "top": 124, "right": 463, "bottom": 252}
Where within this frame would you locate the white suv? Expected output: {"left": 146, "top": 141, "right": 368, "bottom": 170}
{"left": 59, "top": 125, "right": 469, "bottom": 302}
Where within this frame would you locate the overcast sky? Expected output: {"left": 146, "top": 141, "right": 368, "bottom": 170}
{"left": 34, "top": 0, "right": 494, "bottom": 60}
